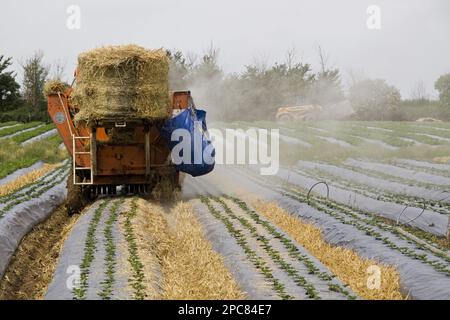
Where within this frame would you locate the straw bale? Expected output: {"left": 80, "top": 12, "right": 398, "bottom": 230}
{"left": 71, "top": 45, "right": 170, "bottom": 122}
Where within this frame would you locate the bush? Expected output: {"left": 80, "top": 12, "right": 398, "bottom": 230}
{"left": 398, "top": 100, "right": 450, "bottom": 121}
{"left": 349, "top": 79, "right": 401, "bottom": 121}
{"left": 0, "top": 101, "right": 49, "bottom": 123}
{"left": 435, "top": 73, "right": 450, "bottom": 108}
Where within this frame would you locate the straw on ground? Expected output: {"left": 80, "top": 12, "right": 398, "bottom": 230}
{"left": 253, "top": 200, "right": 404, "bottom": 300}
{"left": 135, "top": 199, "right": 245, "bottom": 300}
{"left": 0, "top": 163, "right": 61, "bottom": 197}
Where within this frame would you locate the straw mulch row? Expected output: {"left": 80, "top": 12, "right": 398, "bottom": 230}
{"left": 132, "top": 199, "right": 245, "bottom": 299}
{"left": 0, "top": 163, "right": 60, "bottom": 197}
{"left": 253, "top": 200, "right": 405, "bottom": 300}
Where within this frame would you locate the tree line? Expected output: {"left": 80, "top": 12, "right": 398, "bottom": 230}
{"left": 0, "top": 51, "right": 61, "bottom": 122}
{"left": 168, "top": 46, "right": 344, "bottom": 121}
{"left": 1, "top": 48, "right": 450, "bottom": 123}
{"left": 168, "top": 46, "right": 450, "bottom": 121}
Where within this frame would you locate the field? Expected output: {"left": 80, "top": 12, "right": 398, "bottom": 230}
{"left": 0, "top": 120, "right": 449, "bottom": 300}
{"left": 0, "top": 121, "right": 63, "bottom": 179}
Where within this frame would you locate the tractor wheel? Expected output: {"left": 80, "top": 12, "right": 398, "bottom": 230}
{"left": 304, "top": 114, "right": 318, "bottom": 121}
{"left": 66, "top": 173, "right": 94, "bottom": 216}
{"left": 277, "top": 114, "right": 293, "bottom": 123}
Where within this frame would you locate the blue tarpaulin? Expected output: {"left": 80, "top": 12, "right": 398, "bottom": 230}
{"left": 161, "top": 107, "right": 215, "bottom": 177}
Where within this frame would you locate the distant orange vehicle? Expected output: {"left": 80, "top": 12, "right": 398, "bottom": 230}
{"left": 47, "top": 88, "right": 192, "bottom": 214}
{"left": 275, "top": 104, "right": 323, "bottom": 122}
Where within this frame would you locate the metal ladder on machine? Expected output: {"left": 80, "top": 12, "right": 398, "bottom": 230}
{"left": 72, "top": 134, "right": 94, "bottom": 185}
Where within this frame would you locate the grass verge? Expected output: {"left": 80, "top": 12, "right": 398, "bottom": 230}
{"left": 0, "top": 135, "right": 67, "bottom": 179}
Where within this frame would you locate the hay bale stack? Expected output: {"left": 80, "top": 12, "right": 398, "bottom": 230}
{"left": 71, "top": 45, "right": 170, "bottom": 123}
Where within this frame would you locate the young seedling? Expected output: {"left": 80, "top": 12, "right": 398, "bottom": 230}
{"left": 73, "top": 200, "right": 110, "bottom": 300}
{"left": 200, "top": 196, "right": 294, "bottom": 300}
{"left": 98, "top": 199, "right": 122, "bottom": 300}
{"left": 239, "top": 167, "right": 450, "bottom": 276}
{"left": 122, "top": 197, "right": 147, "bottom": 300}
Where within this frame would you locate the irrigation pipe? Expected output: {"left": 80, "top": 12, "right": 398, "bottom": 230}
{"left": 396, "top": 203, "right": 426, "bottom": 226}
{"left": 307, "top": 181, "right": 330, "bottom": 205}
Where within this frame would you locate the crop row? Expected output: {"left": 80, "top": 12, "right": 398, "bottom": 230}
{"left": 339, "top": 163, "right": 448, "bottom": 191}
{"left": 0, "top": 161, "right": 68, "bottom": 204}
{"left": 288, "top": 126, "right": 363, "bottom": 147}
{"left": 73, "top": 200, "right": 110, "bottom": 300}
{"left": 304, "top": 122, "right": 450, "bottom": 146}
{"left": 200, "top": 196, "right": 294, "bottom": 299}
{"left": 0, "top": 164, "right": 69, "bottom": 219}
{"left": 290, "top": 166, "right": 450, "bottom": 250}
{"left": 122, "top": 197, "right": 147, "bottom": 300}
{"left": 237, "top": 167, "right": 450, "bottom": 275}
{"left": 0, "top": 122, "right": 42, "bottom": 138}
{"left": 224, "top": 195, "right": 356, "bottom": 299}
{"left": 10, "top": 123, "right": 55, "bottom": 144}
{"left": 98, "top": 199, "right": 121, "bottom": 300}
{"left": 214, "top": 196, "right": 322, "bottom": 299}
{"left": 236, "top": 120, "right": 450, "bottom": 148}
{"left": 332, "top": 125, "right": 412, "bottom": 147}
{"left": 376, "top": 122, "right": 450, "bottom": 140}
{"left": 230, "top": 121, "right": 328, "bottom": 146}
{"left": 295, "top": 166, "right": 450, "bottom": 217}
{"left": 0, "top": 121, "right": 18, "bottom": 128}
{"left": 203, "top": 195, "right": 356, "bottom": 299}
{"left": 281, "top": 122, "right": 412, "bottom": 148}
{"left": 387, "top": 161, "right": 450, "bottom": 179}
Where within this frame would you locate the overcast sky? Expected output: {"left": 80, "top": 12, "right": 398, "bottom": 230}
{"left": 1, "top": 0, "right": 449, "bottom": 98}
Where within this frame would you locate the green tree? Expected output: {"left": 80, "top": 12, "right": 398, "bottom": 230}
{"left": 187, "top": 45, "right": 224, "bottom": 113}
{"left": 189, "top": 45, "right": 222, "bottom": 82}
{"left": 231, "top": 58, "right": 315, "bottom": 120}
{"left": 21, "top": 51, "right": 49, "bottom": 113}
{"left": 166, "top": 46, "right": 343, "bottom": 121}
{"left": 308, "top": 46, "right": 343, "bottom": 105}
{"left": 309, "top": 68, "right": 343, "bottom": 106}
{"left": 0, "top": 55, "right": 20, "bottom": 112}
{"left": 435, "top": 73, "right": 450, "bottom": 107}
{"left": 349, "top": 79, "right": 402, "bottom": 120}
{"left": 167, "top": 50, "right": 193, "bottom": 90}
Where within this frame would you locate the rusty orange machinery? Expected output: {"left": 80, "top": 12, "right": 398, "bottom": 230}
{"left": 47, "top": 89, "right": 191, "bottom": 191}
